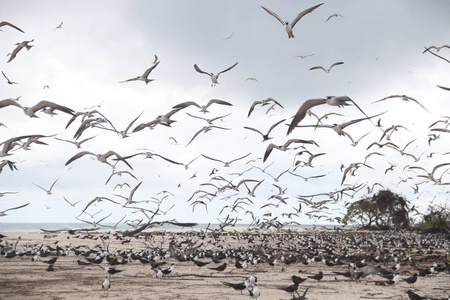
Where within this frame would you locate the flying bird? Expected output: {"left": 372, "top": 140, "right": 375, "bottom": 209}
{"left": 295, "top": 53, "right": 315, "bottom": 59}
{"left": 172, "top": 99, "right": 232, "bottom": 113}
{"left": 264, "top": 139, "right": 316, "bottom": 162}
{"left": 373, "top": 95, "right": 429, "bottom": 112}
{"left": 120, "top": 60, "right": 160, "bottom": 84}
{"left": 287, "top": 96, "right": 370, "bottom": 135}
{"left": 193, "top": 62, "right": 238, "bottom": 86}
{"left": 0, "top": 203, "right": 29, "bottom": 217}
{"left": 54, "top": 21, "right": 63, "bottom": 30}
{"left": 201, "top": 152, "right": 251, "bottom": 167}
{"left": 2, "top": 71, "right": 19, "bottom": 84}
{"left": 33, "top": 178, "right": 59, "bottom": 195}
{"left": 248, "top": 97, "right": 284, "bottom": 117}
{"left": 0, "top": 21, "right": 25, "bottom": 33}
{"left": 326, "top": 14, "right": 344, "bottom": 22}
{"left": 309, "top": 62, "right": 344, "bottom": 73}
{"left": 261, "top": 3, "right": 324, "bottom": 38}
{"left": 244, "top": 119, "right": 286, "bottom": 141}
{"left": 65, "top": 150, "right": 133, "bottom": 170}
{"left": 7, "top": 39, "right": 34, "bottom": 63}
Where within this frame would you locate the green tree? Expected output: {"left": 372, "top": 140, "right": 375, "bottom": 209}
{"left": 343, "top": 189, "right": 410, "bottom": 229}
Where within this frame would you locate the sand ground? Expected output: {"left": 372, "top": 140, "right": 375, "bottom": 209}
{"left": 0, "top": 228, "right": 448, "bottom": 300}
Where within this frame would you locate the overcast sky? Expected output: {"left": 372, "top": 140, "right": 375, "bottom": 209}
{"left": 1, "top": 1, "right": 449, "bottom": 227}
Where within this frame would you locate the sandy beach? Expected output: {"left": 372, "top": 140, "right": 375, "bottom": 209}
{"left": 0, "top": 227, "right": 448, "bottom": 300}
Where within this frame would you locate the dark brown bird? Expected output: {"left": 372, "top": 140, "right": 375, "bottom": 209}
{"left": 403, "top": 273, "right": 418, "bottom": 287}
{"left": 291, "top": 275, "right": 307, "bottom": 285}
{"left": 209, "top": 262, "right": 227, "bottom": 271}
{"left": 307, "top": 271, "right": 323, "bottom": 281}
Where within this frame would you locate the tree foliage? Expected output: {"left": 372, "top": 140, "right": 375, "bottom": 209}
{"left": 343, "top": 189, "right": 410, "bottom": 229}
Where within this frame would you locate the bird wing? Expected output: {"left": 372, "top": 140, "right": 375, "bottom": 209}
{"left": 7, "top": 44, "right": 23, "bottom": 63}
{"left": 3, "top": 203, "right": 29, "bottom": 213}
{"left": 193, "top": 64, "right": 210, "bottom": 75}
{"left": 0, "top": 98, "right": 23, "bottom": 110}
{"left": 243, "top": 126, "right": 264, "bottom": 137}
{"left": 65, "top": 151, "right": 95, "bottom": 166}
{"left": 287, "top": 98, "right": 326, "bottom": 135}
{"left": 261, "top": 6, "right": 285, "bottom": 26}
{"left": 437, "top": 85, "right": 450, "bottom": 91}
{"left": 263, "top": 143, "right": 277, "bottom": 162}
{"left": 185, "top": 127, "right": 206, "bottom": 147}
{"left": 267, "top": 119, "right": 286, "bottom": 134}
{"left": 153, "top": 153, "right": 184, "bottom": 165}
{"left": 229, "top": 152, "right": 251, "bottom": 164}
{"left": 309, "top": 66, "right": 327, "bottom": 72}
{"left": 201, "top": 154, "right": 225, "bottom": 164}
{"left": 291, "top": 3, "right": 324, "bottom": 28}
{"left": 173, "top": 101, "right": 201, "bottom": 110}
{"left": 248, "top": 101, "right": 262, "bottom": 117}
{"left": 142, "top": 60, "right": 160, "bottom": 77}
{"left": 206, "top": 99, "right": 233, "bottom": 107}
{"left": 49, "top": 178, "right": 59, "bottom": 191}
{"left": 329, "top": 61, "right": 344, "bottom": 70}
{"left": 217, "top": 62, "right": 238, "bottom": 76}
{"left": 0, "top": 21, "right": 25, "bottom": 33}
{"left": 340, "top": 111, "right": 386, "bottom": 130}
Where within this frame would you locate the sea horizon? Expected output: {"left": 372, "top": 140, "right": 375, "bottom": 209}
{"left": 0, "top": 222, "right": 344, "bottom": 232}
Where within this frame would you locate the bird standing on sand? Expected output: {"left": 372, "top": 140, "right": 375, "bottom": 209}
{"left": 248, "top": 283, "right": 260, "bottom": 299}
{"left": 102, "top": 276, "right": 111, "bottom": 297}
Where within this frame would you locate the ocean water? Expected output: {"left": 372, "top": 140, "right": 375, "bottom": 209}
{"left": 0, "top": 223, "right": 333, "bottom": 232}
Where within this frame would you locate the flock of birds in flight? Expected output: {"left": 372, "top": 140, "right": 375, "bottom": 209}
{"left": 1, "top": 3, "right": 450, "bottom": 233}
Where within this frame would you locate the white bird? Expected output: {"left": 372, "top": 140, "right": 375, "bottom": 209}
{"left": 373, "top": 95, "right": 430, "bottom": 112}
{"left": 309, "top": 62, "right": 344, "bottom": 73}
{"left": 185, "top": 125, "right": 230, "bottom": 147}
{"left": 248, "top": 283, "right": 260, "bottom": 299}
{"left": 201, "top": 152, "right": 251, "bottom": 167}
{"left": 0, "top": 99, "right": 74, "bottom": 118}
{"left": 295, "top": 53, "right": 315, "bottom": 59}
{"left": 155, "top": 268, "right": 163, "bottom": 281}
{"left": 120, "top": 60, "right": 160, "bottom": 84}
{"left": 7, "top": 39, "right": 34, "bottom": 63}
{"left": 194, "top": 62, "right": 238, "bottom": 86}
{"left": 261, "top": 3, "right": 324, "bottom": 38}
{"left": 248, "top": 97, "right": 284, "bottom": 117}
{"left": 0, "top": 21, "right": 25, "bottom": 33}
{"left": 173, "top": 99, "right": 232, "bottom": 113}
{"left": 65, "top": 150, "right": 133, "bottom": 170}
{"left": 33, "top": 178, "right": 59, "bottom": 195}
{"left": 54, "top": 21, "right": 63, "bottom": 30}
{"left": 102, "top": 276, "right": 110, "bottom": 297}
{"left": 244, "top": 119, "right": 286, "bottom": 141}
{"left": 264, "top": 139, "right": 316, "bottom": 162}
{"left": 326, "top": 14, "right": 344, "bottom": 22}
